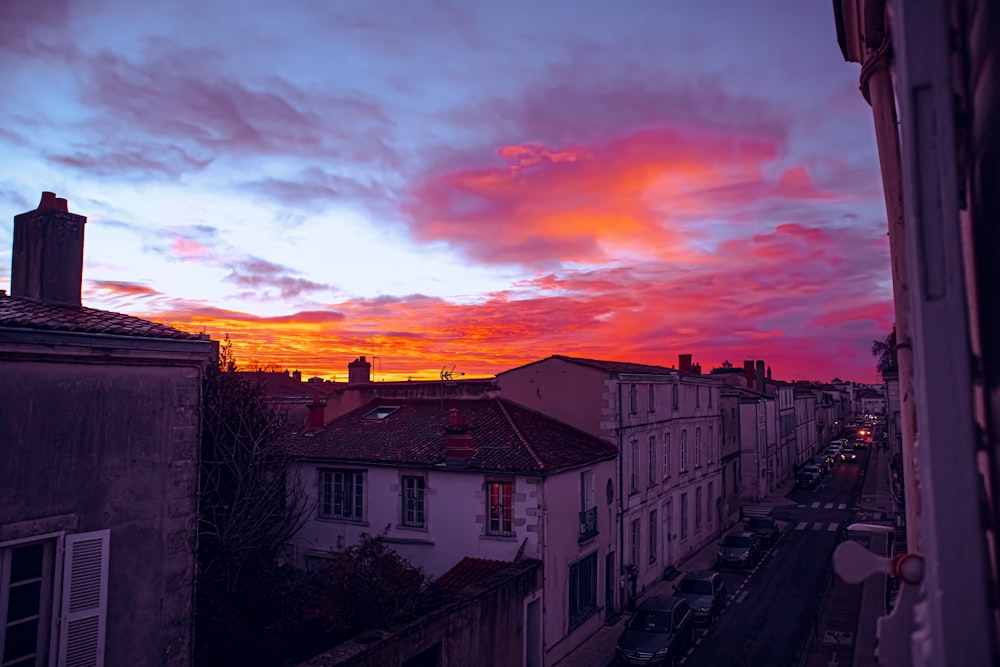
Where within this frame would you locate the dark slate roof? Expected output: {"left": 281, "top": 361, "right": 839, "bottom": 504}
{"left": 434, "top": 557, "right": 511, "bottom": 593}
{"left": 499, "top": 354, "right": 677, "bottom": 376}
{"left": 287, "top": 397, "right": 618, "bottom": 474}
{"left": 0, "top": 294, "right": 204, "bottom": 340}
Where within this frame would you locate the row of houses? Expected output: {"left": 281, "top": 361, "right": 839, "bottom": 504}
{"left": 277, "top": 355, "right": 868, "bottom": 664}
{"left": 0, "top": 193, "right": 881, "bottom": 666}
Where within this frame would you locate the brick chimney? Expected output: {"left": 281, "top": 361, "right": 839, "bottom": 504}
{"left": 292, "top": 370, "right": 302, "bottom": 382}
{"left": 678, "top": 354, "right": 693, "bottom": 373}
{"left": 743, "top": 360, "right": 755, "bottom": 389}
{"left": 692, "top": 363, "right": 702, "bottom": 375}
{"left": 12, "top": 192, "right": 87, "bottom": 306}
{"left": 307, "top": 395, "right": 326, "bottom": 429}
{"left": 444, "top": 408, "right": 474, "bottom": 466}
{"left": 755, "top": 360, "right": 766, "bottom": 393}
{"left": 348, "top": 356, "right": 372, "bottom": 384}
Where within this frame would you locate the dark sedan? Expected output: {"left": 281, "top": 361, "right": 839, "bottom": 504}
{"left": 616, "top": 595, "right": 695, "bottom": 666}
{"left": 745, "top": 517, "right": 779, "bottom": 548}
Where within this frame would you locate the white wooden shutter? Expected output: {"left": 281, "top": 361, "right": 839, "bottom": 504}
{"left": 58, "top": 530, "right": 109, "bottom": 667}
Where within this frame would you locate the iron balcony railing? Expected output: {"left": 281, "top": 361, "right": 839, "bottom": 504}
{"left": 579, "top": 506, "right": 598, "bottom": 541}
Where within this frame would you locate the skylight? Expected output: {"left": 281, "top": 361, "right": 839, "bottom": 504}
{"left": 363, "top": 406, "right": 400, "bottom": 420}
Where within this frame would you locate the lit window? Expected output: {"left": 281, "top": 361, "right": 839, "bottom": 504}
{"left": 487, "top": 481, "right": 513, "bottom": 536}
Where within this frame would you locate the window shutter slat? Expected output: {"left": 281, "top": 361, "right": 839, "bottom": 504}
{"left": 58, "top": 530, "right": 110, "bottom": 667}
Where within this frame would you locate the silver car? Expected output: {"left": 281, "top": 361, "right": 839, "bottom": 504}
{"left": 673, "top": 571, "right": 727, "bottom": 625}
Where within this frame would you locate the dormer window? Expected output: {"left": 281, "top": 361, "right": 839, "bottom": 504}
{"left": 363, "top": 406, "right": 400, "bottom": 420}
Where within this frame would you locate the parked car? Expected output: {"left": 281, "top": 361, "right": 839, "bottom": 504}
{"left": 810, "top": 455, "right": 832, "bottom": 473}
{"left": 717, "top": 532, "right": 760, "bottom": 569}
{"left": 615, "top": 595, "right": 695, "bottom": 666}
{"left": 802, "top": 464, "right": 825, "bottom": 480}
{"left": 673, "top": 571, "right": 727, "bottom": 625}
{"left": 797, "top": 469, "right": 820, "bottom": 489}
{"left": 745, "top": 517, "right": 780, "bottom": 547}
{"left": 840, "top": 446, "right": 858, "bottom": 462}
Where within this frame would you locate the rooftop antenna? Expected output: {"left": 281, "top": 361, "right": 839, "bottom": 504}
{"left": 440, "top": 365, "right": 464, "bottom": 381}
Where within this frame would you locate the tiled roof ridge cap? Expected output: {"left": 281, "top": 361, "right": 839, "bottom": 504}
{"left": 495, "top": 399, "right": 545, "bottom": 471}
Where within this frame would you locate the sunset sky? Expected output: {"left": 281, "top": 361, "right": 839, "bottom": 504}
{"left": 0, "top": 0, "right": 892, "bottom": 383}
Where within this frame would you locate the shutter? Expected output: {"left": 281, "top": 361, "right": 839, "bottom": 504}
{"left": 58, "top": 530, "right": 110, "bottom": 667}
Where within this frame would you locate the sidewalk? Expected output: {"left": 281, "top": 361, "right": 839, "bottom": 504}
{"left": 554, "top": 488, "right": 796, "bottom": 667}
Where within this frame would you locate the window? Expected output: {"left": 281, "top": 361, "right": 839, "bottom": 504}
{"left": 401, "top": 475, "right": 425, "bottom": 528}
{"left": 680, "top": 494, "right": 688, "bottom": 538}
{"left": 695, "top": 486, "right": 702, "bottom": 529}
{"left": 1, "top": 531, "right": 110, "bottom": 667}
{"left": 679, "top": 430, "right": 688, "bottom": 472}
{"left": 629, "top": 440, "right": 639, "bottom": 493}
{"left": 696, "top": 386, "right": 701, "bottom": 408}
{"left": 647, "top": 384, "right": 655, "bottom": 412}
{"left": 672, "top": 382, "right": 679, "bottom": 410}
{"left": 363, "top": 405, "right": 400, "bottom": 420}
{"left": 630, "top": 519, "right": 641, "bottom": 569}
{"left": 695, "top": 428, "right": 702, "bottom": 467}
{"left": 648, "top": 511, "right": 657, "bottom": 565}
{"left": 487, "top": 481, "right": 513, "bottom": 536}
{"left": 568, "top": 553, "right": 598, "bottom": 627}
{"left": 647, "top": 436, "right": 656, "bottom": 487}
{"left": 580, "top": 469, "right": 595, "bottom": 511}
{"left": 707, "top": 426, "right": 714, "bottom": 463}
{"left": 629, "top": 384, "right": 638, "bottom": 414}
{"left": 320, "top": 469, "right": 364, "bottom": 521}
{"left": 662, "top": 433, "right": 670, "bottom": 479}
{"left": 708, "top": 482, "right": 714, "bottom": 524}
{"left": 708, "top": 388, "right": 713, "bottom": 408}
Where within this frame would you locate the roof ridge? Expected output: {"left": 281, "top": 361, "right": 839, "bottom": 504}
{"left": 495, "top": 398, "right": 545, "bottom": 471}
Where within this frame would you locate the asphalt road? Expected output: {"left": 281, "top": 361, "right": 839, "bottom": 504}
{"left": 678, "top": 450, "right": 868, "bottom": 667}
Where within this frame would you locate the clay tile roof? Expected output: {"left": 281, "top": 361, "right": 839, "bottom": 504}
{"left": 286, "top": 397, "right": 618, "bottom": 474}
{"left": 434, "top": 557, "right": 511, "bottom": 593}
{"left": 0, "top": 294, "right": 203, "bottom": 340}
{"left": 500, "top": 354, "right": 677, "bottom": 376}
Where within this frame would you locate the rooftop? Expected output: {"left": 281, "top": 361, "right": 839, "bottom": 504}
{"left": 0, "top": 293, "right": 205, "bottom": 340}
{"left": 287, "top": 397, "right": 618, "bottom": 474}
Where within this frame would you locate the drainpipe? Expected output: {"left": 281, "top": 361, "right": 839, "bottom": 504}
{"left": 859, "top": 0, "right": 922, "bottom": 550}
{"left": 616, "top": 379, "right": 625, "bottom": 617}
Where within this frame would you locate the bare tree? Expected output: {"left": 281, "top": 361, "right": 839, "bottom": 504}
{"left": 196, "top": 337, "right": 313, "bottom": 664}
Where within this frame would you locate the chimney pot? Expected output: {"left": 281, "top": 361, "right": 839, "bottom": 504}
{"left": 307, "top": 395, "right": 326, "bottom": 429}
{"left": 11, "top": 192, "right": 87, "bottom": 306}
{"left": 679, "top": 354, "right": 693, "bottom": 373}
{"left": 444, "top": 408, "right": 474, "bottom": 465}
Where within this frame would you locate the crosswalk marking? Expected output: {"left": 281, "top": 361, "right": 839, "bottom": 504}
{"left": 813, "top": 522, "right": 824, "bottom": 530}
{"left": 838, "top": 503, "right": 847, "bottom": 510}
{"left": 811, "top": 502, "right": 821, "bottom": 508}
{"left": 828, "top": 523, "right": 839, "bottom": 532}
{"left": 825, "top": 503, "right": 834, "bottom": 509}
{"left": 736, "top": 591, "right": 749, "bottom": 604}
{"left": 797, "top": 521, "right": 808, "bottom": 530}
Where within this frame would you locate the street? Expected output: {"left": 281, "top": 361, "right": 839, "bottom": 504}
{"left": 678, "top": 449, "right": 869, "bottom": 666}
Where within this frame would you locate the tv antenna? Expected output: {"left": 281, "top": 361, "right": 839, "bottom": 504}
{"left": 440, "top": 365, "right": 465, "bottom": 381}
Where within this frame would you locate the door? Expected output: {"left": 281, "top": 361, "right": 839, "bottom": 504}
{"left": 605, "top": 552, "right": 615, "bottom": 622}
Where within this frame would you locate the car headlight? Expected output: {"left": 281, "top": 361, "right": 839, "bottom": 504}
{"left": 739, "top": 551, "right": 749, "bottom": 558}
{"left": 654, "top": 648, "right": 671, "bottom": 657}
{"left": 698, "top": 606, "right": 711, "bottom": 613}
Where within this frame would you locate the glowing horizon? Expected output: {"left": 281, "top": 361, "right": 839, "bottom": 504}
{"left": 1, "top": 0, "right": 892, "bottom": 384}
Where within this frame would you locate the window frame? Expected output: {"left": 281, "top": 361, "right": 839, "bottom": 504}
{"left": 629, "top": 384, "right": 638, "bottom": 414}
{"left": 679, "top": 430, "right": 688, "bottom": 472}
{"left": 647, "top": 435, "right": 657, "bottom": 487}
{"left": 568, "top": 552, "right": 598, "bottom": 628}
{"left": 629, "top": 439, "right": 639, "bottom": 494}
{"left": 485, "top": 480, "right": 514, "bottom": 537}
{"left": 695, "top": 486, "right": 703, "bottom": 529}
{"left": 400, "top": 474, "right": 426, "bottom": 529}
{"left": 662, "top": 432, "right": 671, "bottom": 479}
{"left": 319, "top": 468, "right": 366, "bottom": 522}
{"left": 647, "top": 384, "right": 655, "bottom": 412}
{"left": 695, "top": 427, "right": 702, "bottom": 467}
{"left": 648, "top": 510, "right": 657, "bottom": 565}
{"left": 680, "top": 493, "right": 688, "bottom": 539}
{"left": 630, "top": 518, "right": 641, "bottom": 570}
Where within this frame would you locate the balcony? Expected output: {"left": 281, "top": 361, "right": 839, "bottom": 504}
{"left": 579, "top": 506, "right": 598, "bottom": 542}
